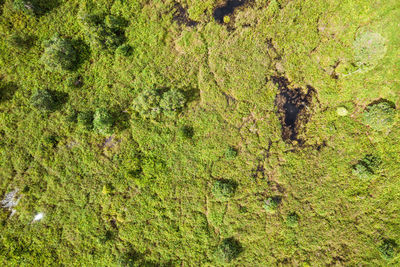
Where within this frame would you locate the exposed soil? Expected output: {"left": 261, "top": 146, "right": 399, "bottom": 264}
{"left": 213, "top": 0, "right": 251, "bottom": 23}
{"left": 273, "top": 76, "right": 315, "bottom": 143}
{"left": 173, "top": 2, "right": 199, "bottom": 27}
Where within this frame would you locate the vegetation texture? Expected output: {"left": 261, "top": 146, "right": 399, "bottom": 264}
{"left": 0, "top": 0, "right": 400, "bottom": 265}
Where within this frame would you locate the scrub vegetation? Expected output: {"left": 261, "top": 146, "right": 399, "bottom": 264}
{"left": 0, "top": 0, "right": 400, "bottom": 265}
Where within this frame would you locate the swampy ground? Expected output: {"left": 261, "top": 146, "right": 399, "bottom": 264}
{"left": 1, "top": 0, "right": 400, "bottom": 265}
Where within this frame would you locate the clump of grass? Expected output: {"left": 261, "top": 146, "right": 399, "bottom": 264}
{"left": 362, "top": 101, "right": 396, "bottom": 131}
{"left": 353, "top": 31, "right": 387, "bottom": 71}
{"left": 212, "top": 179, "right": 237, "bottom": 201}
{"left": 378, "top": 239, "right": 397, "bottom": 260}
{"left": 214, "top": 238, "right": 242, "bottom": 263}
{"left": 286, "top": 212, "right": 299, "bottom": 227}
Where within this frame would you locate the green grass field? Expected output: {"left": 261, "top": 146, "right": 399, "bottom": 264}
{"left": 1, "top": 0, "right": 400, "bottom": 265}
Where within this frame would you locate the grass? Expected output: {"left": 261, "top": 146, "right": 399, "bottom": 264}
{"left": 0, "top": 0, "right": 400, "bottom": 265}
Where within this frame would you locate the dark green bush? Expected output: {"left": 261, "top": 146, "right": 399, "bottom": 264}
{"left": 13, "top": 0, "right": 37, "bottom": 16}
{"left": 225, "top": 146, "right": 238, "bottom": 159}
{"left": 93, "top": 108, "right": 113, "bottom": 134}
{"left": 352, "top": 154, "right": 381, "bottom": 179}
{"left": 66, "top": 75, "right": 83, "bottom": 88}
{"left": 132, "top": 89, "right": 162, "bottom": 119}
{"left": 30, "top": 89, "right": 58, "bottom": 112}
{"left": 362, "top": 101, "right": 396, "bottom": 131}
{"left": 160, "top": 89, "right": 186, "bottom": 116}
{"left": 179, "top": 125, "right": 194, "bottom": 139}
{"left": 214, "top": 238, "right": 242, "bottom": 263}
{"left": 116, "top": 44, "right": 132, "bottom": 57}
{"left": 378, "top": 239, "right": 397, "bottom": 259}
{"left": 79, "top": 13, "right": 126, "bottom": 52}
{"left": 212, "top": 179, "right": 237, "bottom": 201}
{"left": 8, "top": 32, "right": 33, "bottom": 49}
{"left": 286, "top": 212, "right": 299, "bottom": 227}
{"left": 41, "top": 35, "right": 77, "bottom": 72}
{"left": 263, "top": 197, "right": 280, "bottom": 214}
{"left": 77, "top": 111, "right": 94, "bottom": 130}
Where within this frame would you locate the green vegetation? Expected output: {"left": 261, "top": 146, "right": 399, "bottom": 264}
{"left": 214, "top": 238, "right": 242, "bottom": 263}
{"left": 41, "top": 35, "right": 77, "bottom": 72}
{"left": 212, "top": 179, "right": 237, "bottom": 201}
{"left": 362, "top": 101, "right": 397, "bottom": 131}
{"left": 1, "top": 0, "right": 400, "bottom": 265}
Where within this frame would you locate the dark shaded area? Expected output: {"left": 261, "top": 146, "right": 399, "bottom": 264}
{"left": 70, "top": 39, "right": 91, "bottom": 71}
{"left": 172, "top": 2, "right": 198, "bottom": 27}
{"left": 213, "top": 0, "right": 250, "bottom": 23}
{"left": 0, "top": 82, "right": 18, "bottom": 103}
{"left": 273, "top": 76, "right": 315, "bottom": 143}
{"left": 367, "top": 98, "right": 396, "bottom": 109}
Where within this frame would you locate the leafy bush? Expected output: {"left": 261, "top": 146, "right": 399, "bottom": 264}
{"left": 41, "top": 35, "right": 77, "bottom": 72}
{"left": 77, "top": 111, "right": 94, "bottom": 130}
{"left": 352, "top": 154, "right": 381, "bottom": 179}
{"left": 132, "top": 89, "right": 162, "bottom": 119}
{"left": 116, "top": 44, "right": 132, "bottom": 57}
{"left": 30, "top": 89, "right": 58, "bottom": 112}
{"left": 66, "top": 75, "right": 83, "bottom": 88}
{"left": 362, "top": 101, "right": 396, "bottom": 131}
{"left": 8, "top": 32, "right": 33, "bottom": 49}
{"left": 214, "top": 238, "right": 242, "bottom": 263}
{"left": 286, "top": 212, "right": 299, "bottom": 227}
{"left": 160, "top": 89, "right": 186, "bottom": 117}
{"left": 212, "top": 179, "right": 237, "bottom": 201}
{"left": 79, "top": 13, "right": 126, "bottom": 52}
{"left": 378, "top": 239, "right": 397, "bottom": 259}
{"left": 13, "top": 0, "right": 37, "bottom": 16}
{"left": 353, "top": 31, "right": 387, "bottom": 71}
{"left": 93, "top": 108, "right": 113, "bottom": 134}
{"left": 179, "top": 125, "right": 194, "bottom": 139}
{"left": 225, "top": 146, "right": 238, "bottom": 159}
{"left": 263, "top": 197, "right": 280, "bottom": 214}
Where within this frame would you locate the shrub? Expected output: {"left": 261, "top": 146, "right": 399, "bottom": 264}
{"left": 30, "top": 89, "right": 58, "bottom": 112}
{"left": 352, "top": 154, "right": 381, "bottom": 179}
{"left": 225, "top": 146, "right": 238, "bottom": 159}
{"left": 353, "top": 31, "right": 387, "bottom": 71}
{"left": 79, "top": 13, "right": 126, "bottom": 52}
{"left": 41, "top": 35, "right": 77, "bottom": 72}
{"left": 212, "top": 179, "right": 236, "bottom": 201}
{"left": 160, "top": 89, "right": 186, "bottom": 116}
{"left": 179, "top": 125, "right": 194, "bottom": 139}
{"left": 77, "top": 111, "right": 94, "bottom": 130}
{"left": 132, "top": 89, "right": 162, "bottom": 119}
{"left": 263, "top": 197, "right": 280, "bottom": 214}
{"left": 362, "top": 101, "right": 396, "bottom": 131}
{"left": 93, "top": 108, "right": 113, "bottom": 134}
{"left": 214, "top": 238, "right": 242, "bottom": 263}
{"left": 13, "top": 0, "right": 37, "bottom": 16}
{"left": 116, "top": 44, "right": 132, "bottom": 57}
{"left": 378, "top": 239, "right": 397, "bottom": 259}
{"left": 8, "top": 32, "right": 33, "bottom": 49}
{"left": 66, "top": 75, "right": 83, "bottom": 88}
{"left": 286, "top": 212, "right": 299, "bottom": 227}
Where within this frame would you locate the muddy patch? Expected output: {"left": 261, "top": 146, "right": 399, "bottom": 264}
{"left": 273, "top": 76, "right": 315, "bottom": 143}
{"left": 213, "top": 0, "right": 252, "bottom": 24}
{"left": 173, "top": 2, "right": 198, "bottom": 27}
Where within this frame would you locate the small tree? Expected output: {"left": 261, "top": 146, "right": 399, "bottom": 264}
{"left": 160, "top": 89, "right": 186, "bottom": 116}
{"left": 132, "top": 89, "right": 162, "bottom": 119}
{"left": 41, "top": 35, "right": 77, "bottom": 72}
{"left": 362, "top": 101, "right": 396, "bottom": 131}
{"left": 30, "top": 89, "right": 57, "bottom": 112}
{"left": 93, "top": 108, "right": 113, "bottom": 134}
{"left": 214, "top": 238, "right": 242, "bottom": 263}
{"left": 8, "top": 32, "right": 33, "bottom": 49}
{"left": 13, "top": 0, "right": 37, "bottom": 16}
{"left": 286, "top": 212, "right": 299, "bottom": 227}
{"left": 212, "top": 180, "right": 237, "bottom": 201}
{"left": 378, "top": 239, "right": 397, "bottom": 260}
{"left": 77, "top": 111, "right": 94, "bottom": 130}
{"left": 352, "top": 154, "right": 381, "bottom": 179}
{"left": 225, "top": 146, "right": 238, "bottom": 159}
{"left": 263, "top": 197, "right": 280, "bottom": 214}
